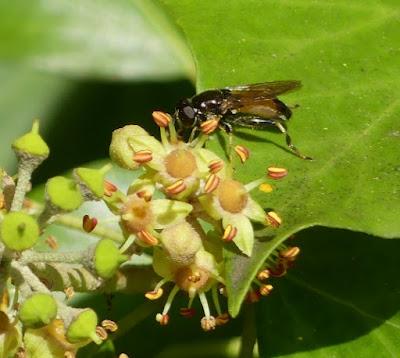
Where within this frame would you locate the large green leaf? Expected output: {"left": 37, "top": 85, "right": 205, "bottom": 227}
{"left": 256, "top": 227, "right": 400, "bottom": 357}
{"left": 160, "top": 0, "right": 400, "bottom": 315}
{"left": 0, "top": 0, "right": 194, "bottom": 80}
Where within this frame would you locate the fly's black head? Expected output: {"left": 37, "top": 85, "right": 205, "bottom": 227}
{"left": 174, "top": 98, "right": 197, "bottom": 128}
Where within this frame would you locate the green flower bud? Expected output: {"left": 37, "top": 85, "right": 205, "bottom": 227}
{"left": 12, "top": 120, "right": 49, "bottom": 163}
{"left": 160, "top": 221, "right": 202, "bottom": 266}
{"left": 19, "top": 293, "right": 57, "bottom": 328}
{"left": 109, "top": 125, "right": 149, "bottom": 170}
{"left": 1, "top": 212, "right": 39, "bottom": 251}
{"left": 46, "top": 176, "right": 83, "bottom": 211}
{"left": 94, "top": 239, "right": 128, "bottom": 279}
{"left": 74, "top": 164, "right": 112, "bottom": 200}
{"left": 66, "top": 309, "right": 101, "bottom": 345}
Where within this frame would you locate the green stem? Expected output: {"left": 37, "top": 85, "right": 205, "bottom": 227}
{"left": 20, "top": 249, "right": 90, "bottom": 265}
{"left": 10, "top": 161, "right": 33, "bottom": 212}
{"left": 239, "top": 305, "right": 257, "bottom": 358}
{"left": 55, "top": 214, "right": 124, "bottom": 243}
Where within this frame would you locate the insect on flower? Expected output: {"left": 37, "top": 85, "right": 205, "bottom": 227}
{"left": 174, "top": 81, "right": 311, "bottom": 160}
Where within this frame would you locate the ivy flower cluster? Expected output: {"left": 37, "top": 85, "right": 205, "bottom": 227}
{"left": 0, "top": 113, "right": 300, "bottom": 357}
{"left": 108, "top": 111, "right": 300, "bottom": 331}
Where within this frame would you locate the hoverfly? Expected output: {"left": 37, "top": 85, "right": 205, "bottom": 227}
{"left": 174, "top": 80, "right": 311, "bottom": 160}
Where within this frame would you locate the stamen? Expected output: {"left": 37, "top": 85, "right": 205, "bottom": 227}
{"left": 215, "top": 313, "right": 230, "bottom": 326}
{"left": 200, "top": 118, "right": 219, "bottom": 135}
{"left": 133, "top": 149, "right": 153, "bottom": 164}
{"left": 222, "top": 224, "right": 237, "bottom": 242}
{"left": 246, "top": 289, "right": 261, "bottom": 303}
{"left": 244, "top": 178, "right": 265, "bottom": 192}
{"left": 201, "top": 316, "right": 217, "bottom": 331}
{"left": 104, "top": 180, "right": 118, "bottom": 197}
{"left": 180, "top": 307, "right": 196, "bottom": 318}
{"left": 165, "top": 179, "right": 186, "bottom": 195}
{"left": 64, "top": 286, "right": 75, "bottom": 299}
{"left": 96, "top": 326, "right": 108, "bottom": 341}
{"left": 234, "top": 145, "right": 250, "bottom": 163}
{"left": 257, "top": 269, "right": 270, "bottom": 281}
{"left": 266, "top": 211, "right": 282, "bottom": 228}
{"left": 267, "top": 166, "right": 288, "bottom": 180}
{"left": 101, "top": 319, "right": 118, "bottom": 332}
{"left": 45, "top": 235, "right": 58, "bottom": 250}
{"left": 160, "top": 127, "right": 169, "bottom": 146}
{"left": 155, "top": 313, "right": 169, "bottom": 326}
{"left": 208, "top": 159, "right": 224, "bottom": 174}
{"left": 204, "top": 174, "right": 220, "bottom": 194}
{"left": 82, "top": 215, "right": 98, "bottom": 233}
{"left": 137, "top": 230, "right": 159, "bottom": 246}
{"left": 152, "top": 111, "right": 171, "bottom": 128}
{"left": 259, "top": 284, "right": 274, "bottom": 296}
{"left": 280, "top": 246, "right": 300, "bottom": 260}
{"left": 145, "top": 287, "right": 164, "bottom": 300}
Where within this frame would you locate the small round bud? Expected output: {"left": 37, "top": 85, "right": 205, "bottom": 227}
{"left": 109, "top": 125, "right": 148, "bottom": 170}
{"left": 1, "top": 212, "right": 39, "bottom": 251}
{"left": 46, "top": 177, "right": 83, "bottom": 212}
{"left": 160, "top": 221, "right": 202, "bottom": 265}
{"left": 94, "top": 239, "right": 128, "bottom": 279}
{"left": 12, "top": 120, "right": 49, "bottom": 159}
{"left": 66, "top": 309, "right": 101, "bottom": 344}
{"left": 19, "top": 293, "right": 57, "bottom": 328}
{"left": 74, "top": 164, "right": 112, "bottom": 199}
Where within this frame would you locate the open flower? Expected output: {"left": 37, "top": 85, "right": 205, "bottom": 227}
{"left": 198, "top": 178, "right": 267, "bottom": 256}
{"left": 120, "top": 193, "right": 193, "bottom": 247}
{"left": 115, "top": 123, "right": 224, "bottom": 199}
{"left": 146, "top": 221, "right": 227, "bottom": 331}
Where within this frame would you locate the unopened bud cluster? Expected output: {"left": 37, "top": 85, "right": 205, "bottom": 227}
{"left": 0, "top": 122, "right": 122, "bottom": 357}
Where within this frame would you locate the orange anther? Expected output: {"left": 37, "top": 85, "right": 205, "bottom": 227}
{"left": 280, "top": 246, "right": 300, "bottom": 260}
{"left": 200, "top": 118, "right": 219, "bottom": 135}
{"left": 156, "top": 313, "right": 169, "bottom": 326}
{"left": 204, "top": 174, "right": 220, "bottom": 194}
{"left": 222, "top": 224, "right": 237, "bottom": 242}
{"left": 152, "top": 111, "right": 171, "bottom": 128}
{"left": 133, "top": 149, "right": 153, "bottom": 164}
{"left": 234, "top": 145, "right": 250, "bottom": 164}
{"left": 267, "top": 167, "right": 288, "bottom": 180}
{"left": 104, "top": 180, "right": 118, "bottom": 197}
{"left": 45, "top": 235, "right": 58, "bottom": 250}
{"left": 208, "top": 159, "right": 224, "bottom": 174}
{"left": 257, "top": 269, "right": 270, "bottom": 281}
{"left": 215, "top": 313, "right": 230, "bottom": 326}
{"left": 180, "top": 307, "right": 196, "bottom": 318}
{"left": 137, "top": 230, "right": 159, "bottom": 246}
{"left": 101, "top": 319, "right": 118, "bottom": 332}
{"left": 259, "top": 284, "right": 273, "bottom": 296}
{"left": 145, "top": 287, "right": 164, "bottom": 300}
{"left": 95, "top": 326, "right": 108, "bottom": 341}
{"left": 165, "top": 179, "right": 186, "bottom": 195}
{"left": 82, "top": 215, "right": 98, "bottom": 233}
{"left": 266, "top": 211, "right": 282, "bottom": 228}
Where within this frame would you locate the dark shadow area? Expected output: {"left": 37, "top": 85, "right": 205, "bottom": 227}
{"left": 34, "top": 79, "right": 194, "bottom": 184}
{"left": 257, "top": 226, "right": 400, "bottom": 357}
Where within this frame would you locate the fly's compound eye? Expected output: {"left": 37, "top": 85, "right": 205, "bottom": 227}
{"left": 175, "top": 100, "right": 196, "bottom": 127}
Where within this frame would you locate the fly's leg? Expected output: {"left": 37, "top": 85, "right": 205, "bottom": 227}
{"left": 188, "top": 126, "right": 198, "bottom": 143}
{"left": 274, "top": 121, "right": 312, "bottom": 160}
{"left": 219, "top": 120, "right": 234, "bottom": 162}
